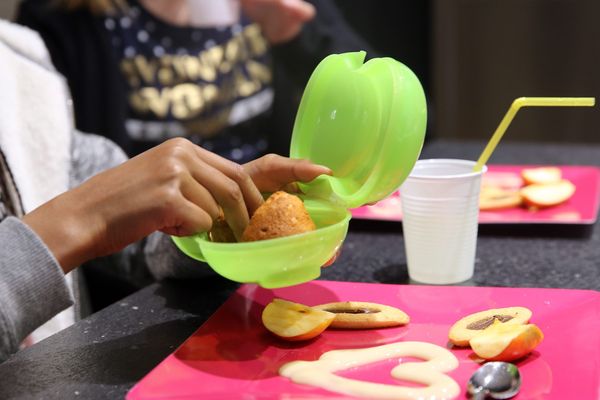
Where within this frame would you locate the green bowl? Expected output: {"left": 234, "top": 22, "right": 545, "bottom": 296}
{"left": 172, "top": 199, "right": 350, "bottom": 288}
{"left": 172, "top": 51, "right": 427, "bottom": 288}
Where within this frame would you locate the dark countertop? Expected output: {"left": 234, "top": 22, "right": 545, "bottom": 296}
{"left": 1, "top": 140, "right": 599, "bottom": 399}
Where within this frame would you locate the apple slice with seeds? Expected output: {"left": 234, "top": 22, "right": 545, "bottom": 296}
{"left": 448, "top": 306, "right": 532, "bottom": 347}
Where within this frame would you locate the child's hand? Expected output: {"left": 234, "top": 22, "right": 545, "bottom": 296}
{"left": 23, "top": 139, "right": 331, "bottom": 272}
{"left": 242, "top": 154, "right": 331, "bottom": 194}
{"left": 241, "top": 0, "right": 315, "bottom": 44}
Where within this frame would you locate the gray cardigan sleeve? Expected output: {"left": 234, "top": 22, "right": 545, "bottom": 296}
{"left": 0, "top": 132, "right": 212, "bottom": 362}
{"left": 0, "top": 217, "right": 73, "bottom": 362}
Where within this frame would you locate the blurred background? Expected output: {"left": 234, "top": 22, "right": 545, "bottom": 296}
{"left": 3, "top": 0, "right": 598, "bottom": 143}
{"left": 335, "top": 0, "right": 600, "bottom": 143}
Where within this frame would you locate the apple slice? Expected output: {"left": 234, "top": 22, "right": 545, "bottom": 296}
{"left": 448, "top": 306, "right": 532, "bottom": 347}
{"left": 469, "top": 322, "right": 544, "bottom": 361}
{"left": 262, "top": 299, "right": 335, "bottom": 341}
{"left": 521, "top": 167, "right": 562, "bottom": 185}
{"left": 520, "top": 179, "right": 575, "bottom": 208}
{"left": 479, "top": 186, "right": 522, "bottom": 210}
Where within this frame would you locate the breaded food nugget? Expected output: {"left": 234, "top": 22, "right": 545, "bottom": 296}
{"left": 241, "top": 191, "right": 316, "bottom": 242}
{"left": 209, "top": 215, "right": 237, "bottom": 243}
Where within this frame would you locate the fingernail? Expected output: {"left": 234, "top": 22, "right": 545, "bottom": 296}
{"left": 317, "top": 165, "right": 333, "bottom": 175}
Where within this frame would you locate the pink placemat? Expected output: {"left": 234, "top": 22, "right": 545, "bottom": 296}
{"left": 351, "top": 165, "right": 600, "bottom": 225}
{"left": 127, "top": 281, "right": 600, "bottom": 399}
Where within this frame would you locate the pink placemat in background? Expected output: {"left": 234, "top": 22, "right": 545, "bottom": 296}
{"left": 351, "top": 165, "right": 600, "bottom": 225}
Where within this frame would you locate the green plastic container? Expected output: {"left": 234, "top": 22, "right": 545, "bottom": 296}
{"left": 172, "top": 51, "right": 427, "bottom": 288}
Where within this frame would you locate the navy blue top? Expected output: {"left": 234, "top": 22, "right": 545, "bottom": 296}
{"left": 104, "top": 1, "right": 272, "bottom": 162}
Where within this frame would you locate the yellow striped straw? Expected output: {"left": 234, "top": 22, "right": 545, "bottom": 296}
{"left": 473, "top": 97, "right": 596, "bottom": 172}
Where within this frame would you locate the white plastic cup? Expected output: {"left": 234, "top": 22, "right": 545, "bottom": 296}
{"left": 400, "top": 159, "right": 487, "bottom": 284}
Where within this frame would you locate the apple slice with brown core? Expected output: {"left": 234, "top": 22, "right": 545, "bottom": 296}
{"left": 448, "top": 307, "right": 532, "bottom": 347}
{"left": 479, "top": 186, "right": 522, "bottom": 210}
{"left": 520, "top": 179, "right": 575, "bottom": 208}
{"left": 521, "top": 167, "right": 562, "bottom": 185}
{"left": 470, "top": 321, "right": 544, "bottom": 361}
{"left": 262, "top": 299, "right": 335, "bottom": 341}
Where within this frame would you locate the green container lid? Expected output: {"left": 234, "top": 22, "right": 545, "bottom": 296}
{"left": 172, "top": 51, "right": 427, "bottom": 288}
{"left": 291, "top": 51, "right": 427, "bottom": 208}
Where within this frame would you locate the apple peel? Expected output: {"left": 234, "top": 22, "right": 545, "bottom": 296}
{"left": 470, "top": 321, "right": 544, "bottom": 361}
{"left": 262, "top": 299, "right": 335, "bottom": 341}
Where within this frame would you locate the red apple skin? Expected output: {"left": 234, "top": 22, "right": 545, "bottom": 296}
{"left": 484, "top": 325, "right": 544, "bottom": 361}
{"left": 470, "top": 324, "right": 544, "bottom": 362}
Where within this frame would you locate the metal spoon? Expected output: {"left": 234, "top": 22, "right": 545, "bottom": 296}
{"left": 467, "top": 362, "right": 522, "bottom": 399}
